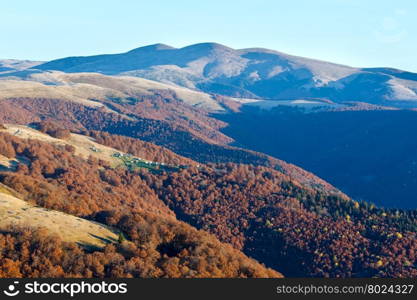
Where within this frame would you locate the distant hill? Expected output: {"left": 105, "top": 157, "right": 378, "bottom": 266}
{"left": 34, "top": 43, "right": 417, "bottom": 106}
{"left": 0, "top": 59, "right": 42, "bottom": 75}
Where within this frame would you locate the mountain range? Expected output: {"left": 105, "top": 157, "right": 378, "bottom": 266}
{"left": 16, "top": 42, "right": 416, "bottom": 106}
{"left": 2, "top": 43, "right": 417, "bottom": 208}
{"left": 1, "top": 42, "right": 417, "bottom": 278}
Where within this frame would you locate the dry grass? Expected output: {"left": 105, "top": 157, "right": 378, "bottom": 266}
{"left": 0, "top": 71, "right": 224, "bottom": 112}
{"left": 0, "top": 183, "right": 17, "bottom": 196}
{"left": 0, "top": 191, "right": 119, "bottom": 248}
{"left": 0, "top": 154, "right": 18, "bottom": 171}
{"left": 0, "top": 80, "right": 103, "bottom": 107}
{"left": 0, "top": 78, "right": 132, "bottom": 119}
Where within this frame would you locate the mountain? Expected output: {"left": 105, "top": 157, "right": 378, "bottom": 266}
{"left": 1, "top": 44, "right": 417, "bottom": 278}
{"left": 35, "top": 43, "right": 417, "bottom": 106}
{"left": 0, "top": 59, "right": 42, "bottom": 75}
{"left": 1, "top": 123, "right": 416, "bottom": 278}
{"left": 0, "top": 124, "right": 282, "bottom": 278}
{"left": 0, "top": 72, "right": 343, "bottom": 194}
{"left": 1, "top": 68, "right": 416, "bottom": 208}
{"left": 1, "top": 61, "right": 416, "bottom": 208}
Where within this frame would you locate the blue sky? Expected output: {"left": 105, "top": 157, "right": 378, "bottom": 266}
{"left": 1, "top": 0, "right": 416, "bottom": 71}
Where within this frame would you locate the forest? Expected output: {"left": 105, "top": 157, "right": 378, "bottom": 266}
{"left": 0, "top": 130, "right": 280, "bottom": 278}
{"left": 143, "top": 164, "right": 417, "bottom": 277}
{"left": 0, "top": 97, "right": 337, "bottom": 194}
{"left": 218, "top": 107, "right": 417, "bottom": 209}
{"left": 0, "top": 126, "right": 416, "bottom": 278}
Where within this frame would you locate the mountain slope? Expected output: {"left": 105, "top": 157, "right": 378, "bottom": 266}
{"left": 0, "top": 59, "right": 42, "bottom": 75}
{"left": 217, "top": 107, "right": 417, "bottom": 209}
{"left": 141, "top": 163, "right": 417, "bottom": 277}
{"left": 2, "top": 123, "right": 416, "bottom": 278}
{"left": 0, "top": 71, "right": 224, "bottom": 112}
{"left": 0, "top": 128, "right": 282, "bottom": 278}
{"left": 0, "top": 188, "right": 119, "bottom": 249}
{"left": 0, "top": 76, "right": 343, "bottom": 195}
{"left": 35, "top": 43, "right": 417, "bottom": 105}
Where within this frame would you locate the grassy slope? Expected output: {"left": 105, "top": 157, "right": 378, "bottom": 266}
{"left": 0, "top": 189, "right": 118, "bottom": 249}
{"left": 0, "top": 71, "right": 224, "bottom": 112}
{"left": 2, "top": 124, "right": 135, "bottom": 167}
{"left": 1, "top": 124, "right": 194, "bottom": 171}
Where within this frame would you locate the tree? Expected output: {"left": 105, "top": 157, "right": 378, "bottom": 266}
{"left": 118, "top": 232, "right": 126, "bottom": 244}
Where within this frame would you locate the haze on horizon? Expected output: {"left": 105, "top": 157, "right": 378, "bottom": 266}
{"left": 1, "top": 0, "right": 417, "bottom": 72}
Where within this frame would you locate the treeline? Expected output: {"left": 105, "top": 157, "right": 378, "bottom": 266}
{"left": 25, "top": 120, "right": 195, "bottom": 166}
{"left": 101, "top": 89, "right": 230, "bottom": 145}
{"left": 36, "top": 121, "right": 71, "bottom": 139}
{"left": 84, "top": 130, "right": 196, "bottom": 166}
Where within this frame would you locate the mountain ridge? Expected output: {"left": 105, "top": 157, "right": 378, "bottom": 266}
{"left": 27, "top": 42, "right": 417, "bottom": 106}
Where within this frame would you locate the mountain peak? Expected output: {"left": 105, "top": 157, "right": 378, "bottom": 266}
{"left": 180, "top": 42, "right": 234, "bottom": 52}
{"left": 127, "top": 43, "right": 176, "bottom": 53}
{"left": 32, "top": 42, "right": 417, "bottom": 104}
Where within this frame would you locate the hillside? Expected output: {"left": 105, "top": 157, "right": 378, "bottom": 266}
{"left": 0, "top": 124, "right": 415, "bottom": 278}
{"left": 0, "top": 128, "right": 281, "bottom": 278}
{"left": 141, "top": 163, "right": 417, "bottom": 277}
{"left": 217, "top": 107, "right": 417, "bottom": 209}
{"left": 0, "top": 188, "right": 119, "bottom": 249}
{"left": 0, "top": 84, "right": 342, "bottom": 195}
{"left": 1, "top": 123, "right": 196, "bottom": 167}
{"left": 0, "top": 59, "right": 42, "bottom": 75}
{"left": 0, "top": 71, "right": 224, "bottom": 111}
{"left": 33, "top": 43, "right": 417, "bottom": 106}
{"left": 1, "top": 64, "right": 415, "bottom": 209}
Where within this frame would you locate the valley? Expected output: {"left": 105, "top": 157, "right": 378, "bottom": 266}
{"left": 0, "top": 122, "right": 416, "bottom": 277}
{"left": 217, "top": 107, "right": 417, "bottom": 209}
{"left": 0, "top": 42, "right": 417, "bottom": 279}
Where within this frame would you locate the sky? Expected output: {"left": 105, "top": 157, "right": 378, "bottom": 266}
{"left": 1, "top": 0, "right": 416, "bottom": 71}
